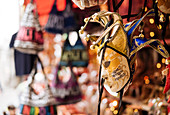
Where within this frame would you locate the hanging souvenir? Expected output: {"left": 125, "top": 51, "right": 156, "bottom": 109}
{"left": 10, "top": 32, "right": 37, "bottom": 76}
{"left": 162, "top": 57, "right": 170, "bottom": 103}
{"left": 19, "top": 57, "right": 57, "bottom": 115}
{"left": 45, "top": 0, "right": 76, "bottom": 34}
{"left": 79, "top": 9, "right": 169, "bottom": 114}
{"left": 60, "top": 31, "right": 89, "bottom": 67}
{"left": 72, "top": 0, "right": 108, "bottom": 9}
{"left": 51, "top": 66, "right": 82, "bottom": 105}
{"left": 14, "top": 0, "right": 44, "bottom": 54}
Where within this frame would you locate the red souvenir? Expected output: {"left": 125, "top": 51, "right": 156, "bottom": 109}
{"left": 163, "top": 57, "right": 170, "bottom": 94}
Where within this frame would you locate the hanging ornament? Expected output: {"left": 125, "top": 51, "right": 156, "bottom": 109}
{"left": 159, "top": 14, "right": 166, "bottom": 23}
{"left": 72, "top": 0, "right": 108, "bottom": 9}
{"left": 163, "top": 57, "right": 170, "bottom": 94}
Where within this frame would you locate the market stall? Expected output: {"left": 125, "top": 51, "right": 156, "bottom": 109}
{"left": 0, "top": 0, "right": 170, "bottom": 115}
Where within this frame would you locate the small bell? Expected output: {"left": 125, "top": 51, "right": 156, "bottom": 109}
{"left": 139, "top": 33, "right": 144, "bottom": 38}
{"left": 85, "top": 36, "right": 90, "bottom": 41}
{"left": 159, "top": 14, "right": 166, "bottom": 23}
{"left": 138, "top": 26, "right": 144, "bottom": 38}
{"left": 79, "top": 26, "right": 84, "bottom": 34}
{"left": 84, "top": 17, "right": 89, "bottom": 23}
{"left": 138, "top": 23, "right": 144, "bottom": 38}
{"left": 90, "top": 44, "right": 96, "bottom": 50}
{"left": 165, "top": 57, "right": 170, "bottom": 65}
{"left": 157, "top": 24, "right": 162, "bottom": 29}
{"left": 92, "top": 13, "right": 100, "bottom": 22}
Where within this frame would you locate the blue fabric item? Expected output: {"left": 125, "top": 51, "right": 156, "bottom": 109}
{"left": 130, "top": 37, "right": 150, "bottom": 52}
{"left": 124, "top": 21, "right": 132, "bottom": 29}
{"left": 127, "top": 18, "right": 142, "bottom": 39}
{"left": 19, "top": 104, "right": 24, "bottom": 114}
{"left": 45, "top": 106, "right": 51, "bottom": 115}
{"left": 126, "top": 10, "right": 155, "bottom": 40}
{"left": 130, "top": 37, "right": 168, "bottom": 58}
{"left": 72, "top": 37, "right": 86, "bottom": 50}
{"left": 9, "top": 32, "right": 37, "bottom": 76}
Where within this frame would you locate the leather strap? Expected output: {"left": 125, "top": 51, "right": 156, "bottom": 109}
{"left": 29, "top": 57, "right": 38, "bottom": 99}
{"left": 97, "top": 78, "right": 105, "bottom": 115}
{"left": 92, "top": 20, "right": 122, "bottom": 46}
{"left": 97, "top": 40, "right": 108, "bottom": 115}
{"left": 28, "top": 55, "right": 51, "bottom": 98}
{"left": 127, "top": 0, "right": 132, "bottom": 21}
{"left": 141, "top": 0, "right": 147, "bottom": 17}
{"left": 162, "top": 15, "right": 170, "bottom": 52}
{"left": 154, "top": 0, "right": 159, "bottom": 26}
{"left": 112, "top": 0, "right": 116, "bottom": 11}
{"left": 37, "top": 56, "right": 49, "bottom": 82}
{"left": 117, "top": 88, "right": 124, "bottom": 114}
{"left": 122, "top": 13, "right": 139, "bottom": 19}
{"left": 114, "top": 0, "right": 124, "bottom": 12}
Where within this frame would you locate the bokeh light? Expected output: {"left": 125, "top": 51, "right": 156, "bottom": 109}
{"left": 150, "top": 32, "right": 155, "bottom": 37}
{"left": 156, "top": 63, "right": 161, "bottom": 68}
{"left": 149, "top": 18, "right": 154, "bottom": 24}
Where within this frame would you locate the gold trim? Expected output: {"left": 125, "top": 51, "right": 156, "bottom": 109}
{"left": 150, "top": 41, "right": 169, "bottom": 58}
{"left": 93, "top": 20, "right": 123, "bottom": 46}
{"left": 130, "top": 37, "right": 169, "bottom": 58}
{"left": 97, "top": 22, "right": 129, "bottom": 57}
{"left": 124, "top": 19, "right": 138, "bottom": 32}
{"left": 79, "top": 11, "right": 123, "bottom": 44}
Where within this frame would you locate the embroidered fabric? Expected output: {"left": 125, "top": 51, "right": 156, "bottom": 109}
{"left": 45, "top": 0, "right": 76, "bottom": 34}
{"left": 19, "top": 58, "right": 56, "bottom": 107}
{"left": 51, "top": 66, "right": 82, "bottom": 105}
{"left": 60, "top": 32, "right": 89, "bottom": 67}
{"left": 20, "top": 3, "right": 41, "bottom": 31}
{"left": 20, "top": 104, "right": 57, "bottom": 115}
{"left": 20, "top": 81, "right": 56, "bottom": 107}
{"left": 14, "top": 1, "right": 44, "bottom": 54}
{"left": 14, "top": 27, "right": 44, "bottom": 54}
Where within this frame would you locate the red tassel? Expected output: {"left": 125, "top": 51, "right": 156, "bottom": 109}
{"left": 22, "top": 105, "right": 31, "bottom": 115}
{"left": 50, "top": 105, "right": 54, "bottom": 114}
{"left": 168, "top": 96, "right": 170, "bottom": 103}
{"left": 163, "top": 57, "right": 170, "bottom": 93}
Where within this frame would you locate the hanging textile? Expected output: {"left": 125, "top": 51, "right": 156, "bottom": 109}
{"left": 60, "top": 31, "right": 89, "bottom": 67}
{"left": 45, "top": 0, "right": 76, "bottom": 34}
{"left": 10, "top": 32, "right": 37, "bottom": 76}
{"left": 51, "top": 66, "right": 82, "bottom": 105}
{"left": 19, "top": 56, "right": 57, "bottom": 115}
{"left": 14, "top": 0, "right": 44, "bottom": 54}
